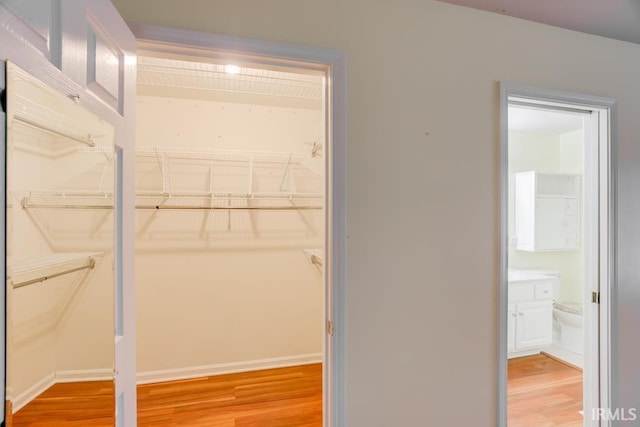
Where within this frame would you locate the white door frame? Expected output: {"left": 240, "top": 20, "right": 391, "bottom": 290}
{"left": 128, "top": 24, "right": 347, "bottom": 427}
{"left": 499, "top": 82, "right": 617, "bottom": 427}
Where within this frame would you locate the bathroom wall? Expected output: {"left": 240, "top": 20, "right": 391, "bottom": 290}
{"left": 508, "top": 128, "right": 584, "bottom": 304}
{"left": 134, "top": 94, "right": 325, "bottom": 375}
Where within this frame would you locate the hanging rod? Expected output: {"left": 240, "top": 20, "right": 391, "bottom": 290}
{"left": 8, "top": 253, "right": 99, "bottom": 289}
{"left": 14, "top": 114, "right": 95, "bottom": 147}
{"left": 21, "top": 190, "right": 323, "bottom": 210}
{"left": 12, "top": 261, "right": 95, "bottom": 289}
{"left": 20, "top": 202, "right": 322, "bottom": 210}
{"left": 136, "top": 204, "right": 322, "bottom": 211}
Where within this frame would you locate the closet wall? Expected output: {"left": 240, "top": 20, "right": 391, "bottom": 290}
{"left": 134, "top": 72, "right": 326, "bottom": 376}
{"left": 6, "top": 70, "right": 115, "bottom": 409}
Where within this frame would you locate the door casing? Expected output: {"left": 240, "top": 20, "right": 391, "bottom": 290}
{"left": 499, "top": 82, "right": 618, "bottom": 427}
{"left": 128, "top": 24, "right": 347, "bottom": 427}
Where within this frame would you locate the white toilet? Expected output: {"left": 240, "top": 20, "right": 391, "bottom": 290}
{"left": 551, "top": 277, "right": 584, "bottom": 355}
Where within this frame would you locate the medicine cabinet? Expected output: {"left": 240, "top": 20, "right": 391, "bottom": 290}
{"left": 514, "top": 171, "right": 581, "bottom": 252}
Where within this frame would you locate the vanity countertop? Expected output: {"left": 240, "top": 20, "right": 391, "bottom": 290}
{"left": 508, "top": 269, "right": 558, "bottom": 283}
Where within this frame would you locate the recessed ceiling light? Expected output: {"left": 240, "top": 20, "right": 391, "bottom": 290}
{"left": 224, "top": 64, "right": 241, "bottom": 74}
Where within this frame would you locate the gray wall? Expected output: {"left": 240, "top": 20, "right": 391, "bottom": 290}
{"left": 113, "top": 1, "right": 640, "bottom": 425}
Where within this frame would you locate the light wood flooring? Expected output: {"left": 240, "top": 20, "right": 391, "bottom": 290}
{"left": 11, "top": 364, "right": 322, "bottom": 427}
{"left": 10, "top": 357, "right": 581, "bottom": 426}
{"left": 508, "top": 354, "right": 583, "bottom": 427}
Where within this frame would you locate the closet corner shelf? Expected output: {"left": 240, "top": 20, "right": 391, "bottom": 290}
{"left": 7, "top": 252, "right": 102, "bottom": 289}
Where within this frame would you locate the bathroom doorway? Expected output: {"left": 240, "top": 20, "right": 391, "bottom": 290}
{"left": 499, "top": 84, "right": 615, "bottom": 427}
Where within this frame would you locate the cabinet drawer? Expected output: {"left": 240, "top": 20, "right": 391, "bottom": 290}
{"left": 509, "top": 284, "right": 535, "bottom": 302}
{"left": 535, "top": 282, "right": 553, "bottom": 300}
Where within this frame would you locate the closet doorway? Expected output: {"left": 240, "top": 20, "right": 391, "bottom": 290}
{"left": 130, "top": 26, "right": 343, "bottom": 426}
{"left": 499, "top": 83, "right": 616, "bottom": 427}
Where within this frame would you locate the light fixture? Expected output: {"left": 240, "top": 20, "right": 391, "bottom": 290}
{"left": 224, "top": 64, "right": 241, "bottom": 74}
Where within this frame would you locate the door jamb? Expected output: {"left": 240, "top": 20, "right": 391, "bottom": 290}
{"left": 498, "top": 82, "right": 617, "bottom": 427}
{"left": 127, "top": 24, "right": 347, "bottom": 427}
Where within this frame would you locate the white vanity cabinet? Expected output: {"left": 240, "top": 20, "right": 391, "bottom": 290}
{"left": 515, "top": 171, "right": 580, "bottom": 251}
{"left": 507, "top": 271, "right": 554, "bottom": 357}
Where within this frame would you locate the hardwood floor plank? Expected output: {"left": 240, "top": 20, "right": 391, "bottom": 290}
{"left": 13, "top": 364, "right": 322, "bottom": 426}
{"left": 508, "top": 354, "right": 583, "bottom": 427}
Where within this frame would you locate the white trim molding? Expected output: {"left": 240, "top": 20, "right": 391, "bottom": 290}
{"left": 127, "top": 23, "right": 347, "bottom": 427}
{"left": 136, "top": 354, "right": 323, "bottom": 385}
{"left": 56, "top": 368, "right": 114, "bottom": 383}
{"left": 10, "top": 373, "right": 56, "bottom": 414}
{"left": 10, "top": 368, "right": 113, "bottom": 414}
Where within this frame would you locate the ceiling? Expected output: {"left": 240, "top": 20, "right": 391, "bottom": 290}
{"left": 137, "top": 56, "right": 324, "bottom": 108}
{"left": 437, "top": 0, "right": 640, "bottom": 44}
{"left": 508, "top": 106, "right": 584, "bottom": 134}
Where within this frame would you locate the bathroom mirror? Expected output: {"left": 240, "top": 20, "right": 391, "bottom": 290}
{"left": 5, "top": 62, "right": 115, "bottom": 423}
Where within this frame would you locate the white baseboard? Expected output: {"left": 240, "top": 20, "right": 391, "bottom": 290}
{"left": 137, "top": 353, "right": 323, "bottom": 385}
{"left": 56, "top": 368, "right": 114, "bottom": 383}
{"left": 11, "top": 372, "right": 55, "bottom": 414}
{"left": 11, "top": 368, "right": 113, "bottom": 414}
{"left": 10, "top": 355, "right": 322, "bottom": 413}
{"left": 507, "top": 348, "right": 543, "bottom": 359}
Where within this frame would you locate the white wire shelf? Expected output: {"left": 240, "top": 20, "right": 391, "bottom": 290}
{"left": 136, "top": 146, "right": 313, "bottom": 163}
{"left": 7, "top": 252, "right": 102, "bottom": 289}
{"left": 18, "top": 146, "right": 323, "bottom": 210}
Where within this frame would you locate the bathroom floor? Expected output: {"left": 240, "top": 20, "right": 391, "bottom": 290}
{"left": 508, "top": 354, "right": 583, "bottom": 426}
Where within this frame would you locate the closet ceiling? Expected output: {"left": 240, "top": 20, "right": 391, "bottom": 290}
{"left": 137, "top": 56, "right": 323, "bottom": 108}
{"left": 437, "top": 0, "right": 640, "bottom": 44}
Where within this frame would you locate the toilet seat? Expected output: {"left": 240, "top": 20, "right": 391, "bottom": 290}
{"left": 553, "top": 301, "right": 583, "bottom": 315}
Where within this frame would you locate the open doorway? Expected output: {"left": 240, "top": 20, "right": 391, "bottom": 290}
{"left": 500, "top": 84, "right": 616, "bottom": 427}
{"left": 131, "top": 51, "right": 328, "bottom": 424}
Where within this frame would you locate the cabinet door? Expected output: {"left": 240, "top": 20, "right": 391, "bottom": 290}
{"left": 534, "top": 197, "right": 565, "bottom": 250}
{"left": 515, "top": 301, "right": 553, "bottom": 349}
{"left": 507, "top": 304, "right": 516, "bottom": 352}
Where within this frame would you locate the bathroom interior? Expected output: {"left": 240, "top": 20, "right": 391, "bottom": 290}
{"left": 508, "top": 102, "right": 586, "bottom": 366}
{"left": 507, "top": 102, "right": 588, "bottom": 424}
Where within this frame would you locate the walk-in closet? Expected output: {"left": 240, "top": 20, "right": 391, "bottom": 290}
{"left": 5, "top": 62, "right": 117, "bottom": 421}
{"left": 5, "top": 52, "right": 326, "bottom": 424}
{"left": 133, "top": 55, "right": 326, "bottom": 388}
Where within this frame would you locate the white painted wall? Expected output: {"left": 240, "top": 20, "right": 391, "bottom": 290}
{"left": 508, "top": 129, "right": 584, "bottom": 304}
{"left": 5, "top": 84, "right": 115, "bottom": 404}
{"left": 112, "top": 1, "right": 640, "bottom": 424}
{"left": 134, "top": 95, "right": 325, "bottom": 374}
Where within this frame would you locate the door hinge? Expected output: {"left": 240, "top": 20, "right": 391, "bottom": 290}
{"left": 327, "top": 320, "right": 334, "bottom": 336}
{"left": 592, "top": 291, "right": 600, "bottom": 304}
